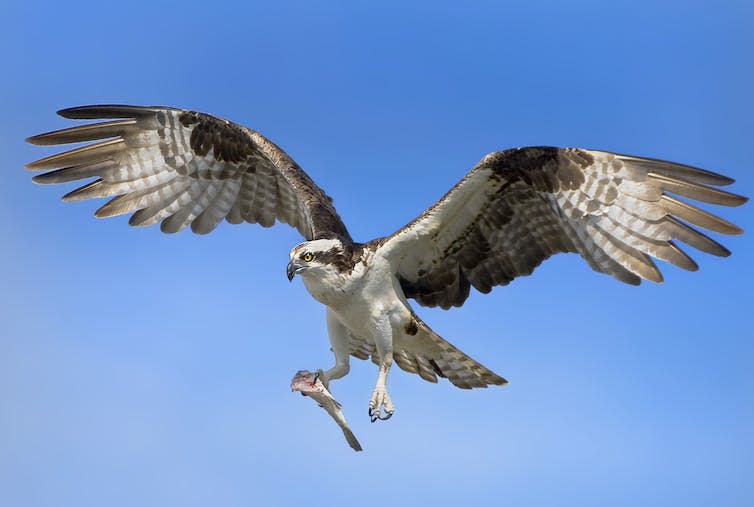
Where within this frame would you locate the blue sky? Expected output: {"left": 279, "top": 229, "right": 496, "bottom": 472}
{"left": 1, "top": 1, "right": 753, "bottom": 506}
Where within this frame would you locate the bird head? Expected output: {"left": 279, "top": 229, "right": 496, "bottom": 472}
{"left": 287, "top": 238, "right": 351, "bottom": 281}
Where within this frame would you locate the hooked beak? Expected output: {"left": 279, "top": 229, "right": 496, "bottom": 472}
{"left": 286, "top": 260, "right": 303, "bottom": 281}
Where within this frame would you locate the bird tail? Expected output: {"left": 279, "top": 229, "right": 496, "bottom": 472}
{"left": 393, "top": 313, "right": 509, "bottom": 389}
{"left": 347, "top": 312, "right": 507, "bottom": 389}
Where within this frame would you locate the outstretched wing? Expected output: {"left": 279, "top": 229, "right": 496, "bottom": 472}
{"left": 26, "top": 105, "right": 351, "bottom": 240}
{"left": 380, "top": 147, "right": 746, "bottom": 309}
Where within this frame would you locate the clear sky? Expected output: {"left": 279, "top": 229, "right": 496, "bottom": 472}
{"left": 1, "top": 1, "right": 753, "bottom": 506}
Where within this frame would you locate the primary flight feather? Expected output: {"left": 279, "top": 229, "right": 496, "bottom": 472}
{"left": 27, "top": 105, "right": 747, "bottom": 421}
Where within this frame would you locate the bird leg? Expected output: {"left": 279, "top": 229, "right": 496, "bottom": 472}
{"left": 319, "top": 309, "right": 351, "bottom": 390}
{"left": 368, "top": 350, "right": 395, "bottom": 422}
{"left": 317, "top": 364, "right": 348, "bottom": 391}
{"left": 369, "top": 314, "right": 395, "bottom": 422}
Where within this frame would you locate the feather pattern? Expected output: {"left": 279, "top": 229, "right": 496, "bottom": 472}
{"left": 26, "top": 105, "right": 351, "bottom": 240}
{"left": 380, "top": 147, "right": 747, "bottom": 309}
{"left": 347, "top": 313, "right": 507, "bottom": 389}
{"left": 26, "top": 109, "right": 748, "bottom": 399}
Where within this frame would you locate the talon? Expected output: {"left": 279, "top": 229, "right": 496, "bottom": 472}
{"left": 368, "top": 386, "right": 395, "bottom": 422}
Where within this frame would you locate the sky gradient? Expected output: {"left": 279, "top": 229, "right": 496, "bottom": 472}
{"left": 2, "top": 1, "right": 753, "bottom": 506}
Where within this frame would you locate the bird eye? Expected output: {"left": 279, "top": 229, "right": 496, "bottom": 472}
{"left": 302, "top": 252, "right": 314, "bottom": 262}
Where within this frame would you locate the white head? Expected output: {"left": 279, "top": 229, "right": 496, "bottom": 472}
{"left": 286, "top": 238, "right": 351, "bottom": 281}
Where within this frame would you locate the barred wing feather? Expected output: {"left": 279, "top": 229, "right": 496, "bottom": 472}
{"left": 26, "top": 105, "right": 351, "bottom": 241}
{"left": 381, "top": 147, "right": 746, "bottom": 309}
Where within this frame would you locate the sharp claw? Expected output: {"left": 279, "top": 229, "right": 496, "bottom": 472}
{"left": 314, "top": 369, "right": 328, "bottom": 390}
{"left": 378, "top": 412, "right": 393, "bottom": 421}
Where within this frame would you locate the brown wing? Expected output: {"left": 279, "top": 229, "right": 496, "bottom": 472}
{"left": 379, "top": 147, "right": 746, "bottom": 309}
{"left": 26, "top": 105, "right": 351, "bottom": 240}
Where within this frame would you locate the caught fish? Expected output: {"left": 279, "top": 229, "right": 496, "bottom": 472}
{"left": 290, "top": 370, "right": 362, "bottom": 452}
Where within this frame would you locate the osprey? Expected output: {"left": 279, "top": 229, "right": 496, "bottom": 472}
{"left": 27, "top": 105, "right": 746, "bottom": 421}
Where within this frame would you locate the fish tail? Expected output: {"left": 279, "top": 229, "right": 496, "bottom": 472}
{"left": 342, "top": 427, "right": 362, "bottom": 452}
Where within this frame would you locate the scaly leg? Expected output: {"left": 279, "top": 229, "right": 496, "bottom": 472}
{"left": 368, "top": 313, "right": 395, "bottom": 422}
{"left": 317, "top": 309, "right": 351, "bottom": 390}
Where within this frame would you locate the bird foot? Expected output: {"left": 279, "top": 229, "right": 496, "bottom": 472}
{"left": 368, "top": 387, "right": 394, "bottom": 422}
{"left": 314, "top": 368, "right": 329, "bottom": 390}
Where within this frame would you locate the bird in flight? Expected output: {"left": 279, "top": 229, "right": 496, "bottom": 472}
{"left": 27, "top": 105, "right": 746, "bottom": 422}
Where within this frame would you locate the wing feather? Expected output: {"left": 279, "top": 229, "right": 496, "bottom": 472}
{"left": 379, "top": 147, "right": 745, "bottom": 308}
{"left": 27, "top": 105, "right": 351, "bottom": 241}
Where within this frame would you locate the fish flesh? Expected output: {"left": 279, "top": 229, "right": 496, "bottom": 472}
{"left": 290, "top": 370, "right": 362, "bottom": 452}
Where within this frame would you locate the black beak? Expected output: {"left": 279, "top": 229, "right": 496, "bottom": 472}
{"left": 286, "top": 260, "right": 301, "bottom": 281}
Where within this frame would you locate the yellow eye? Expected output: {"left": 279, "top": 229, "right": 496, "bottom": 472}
{"left": 302, "top": 252, "right": 314, "bottom": 262}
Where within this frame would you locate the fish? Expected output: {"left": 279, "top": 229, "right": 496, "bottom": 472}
{"left": 290, "top": 370, "right": 363, "bottom": 452}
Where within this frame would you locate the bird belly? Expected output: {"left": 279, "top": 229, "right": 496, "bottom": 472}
{"left": 329, "top": 283, "right": 411, "bottom": 341}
